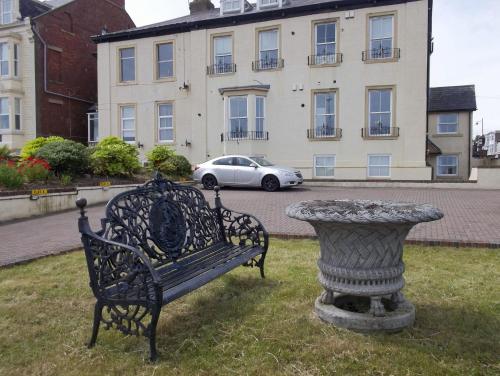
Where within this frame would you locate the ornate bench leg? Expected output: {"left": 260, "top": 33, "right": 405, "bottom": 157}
{"left": 257, "top": 252, "right": 267, "bottom": 279}
{"left": 148, "top": 308, "right": 161, "bottom": 362}
{"left": 88, "top": 301, "right": 103, "bottom": 348}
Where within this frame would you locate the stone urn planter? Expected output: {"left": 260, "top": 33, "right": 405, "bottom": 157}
{"left": 286, "top": 200, "right": 443, "bottom": 332}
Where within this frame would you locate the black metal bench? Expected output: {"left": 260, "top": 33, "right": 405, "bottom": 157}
{"left": 76, "top": 174, "right": 268, "bottom": 361}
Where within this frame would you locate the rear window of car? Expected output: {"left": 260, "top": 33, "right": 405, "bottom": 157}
{"left": 213, "top": 157, "right": 234, "bottom": 166}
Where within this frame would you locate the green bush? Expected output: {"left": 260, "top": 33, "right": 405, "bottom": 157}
{"left": 90, "top": 137, "right": 140, "bottom": 177}
{"left": 158, "top": 155, "right": 192, "bottom": 179}
{"left": 0, "top": 145, "right": 14, "bottom": 162}
{"left": 146, "top": 145, "right": 175, "bottom": 169}
{"left": 20, "top": 136, "right": 64, "bottom": 160}
{"left": 0, "top": 163, "right": 24, "bottom": 189}
{"left": 22, "top": 164, "right": 51, "bottom": 183}
{"left": 36, "top": 140, "right": 89, "bottom": 176}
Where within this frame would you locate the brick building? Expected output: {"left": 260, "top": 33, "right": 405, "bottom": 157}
{"left": 0, "top": 0, "right": 134, "bottom": 150}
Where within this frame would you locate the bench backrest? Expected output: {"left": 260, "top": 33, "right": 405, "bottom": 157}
{"left": 102, "top": 176, "right": 225, "bottom": 264}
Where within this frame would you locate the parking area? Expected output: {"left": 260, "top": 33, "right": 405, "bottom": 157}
{"left": 1, "top": 184, "right": 499, "bottom": 266}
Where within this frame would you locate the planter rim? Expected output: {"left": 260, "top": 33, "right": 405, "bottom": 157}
{"left": 286, "top": 199, "right": 444, "bottom": 225}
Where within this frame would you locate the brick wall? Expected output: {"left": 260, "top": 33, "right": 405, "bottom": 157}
{"left": 34, "top": 0, "right": 134, "bottom": 142}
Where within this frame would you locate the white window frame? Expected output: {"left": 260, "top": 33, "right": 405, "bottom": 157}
{"left": 14, "top": 97, "right": 20, "bottom": 130}
{"left": 158, "top": 103, "right": 174, "bottom": 143}
{"left": 314, "top": 91, "right": 337, "bottom": 138}
{"left": 368, "top": 89, "right": 392, "bottom": 136}
{"left": 221, "top": 0, "right": 242, "bottom": 13}
{"left": 119, "top": 47, "right": 135, "bottom": 82}
{"left": 437, "top": 113, "right": 459, "bottom": 134}
{"left": 0, "top": 0, "right": 12, "bottom": 25}
{"left": 314, "top": 21, "right": 337, "bottom": 64}
{"left": 258, "top": 0, "right": 280, "bottom": 9}
{"left": 0, "top": 97, "right": 9, "bottom": 130}
{"left": 255, "top": 96, "right": 265, "bottom": 139}
{"left": 368, "top": 154, "right": 391, "bottom": 178}
{"left": 120, "top": 105, "right": 136, "bottom": 143}
{"left": 369, "top": 15, "right": 394, "bottom": 59}
{"left": 156, "top": 42, "right": 174, "bottom": 79}
{"left": 228, "top": 96, "right": 248, "bottom": 139}
{"left": 87, "top": 112, "right": 98, "bottom": 143}
{"left": 0, "top": 42, "right": 8, "bottom": 77}
{"left": 13, "top": 43, "right": 19, "bottom": 77}
{"left": 314, "top": 155, "right": 336, "bottom": 178}
{"left": 258, "top": 29, "right": 279, "bottom": 68}
{"left": 437, "top": 155, "right": 458, "bottom": 177}
{"left": 213, "top": 35, "right": 233, "bottom": 74}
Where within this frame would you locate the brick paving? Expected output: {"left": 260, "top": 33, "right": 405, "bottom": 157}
{"left": 1, "top": 185, "right": 499, "bottom": 266}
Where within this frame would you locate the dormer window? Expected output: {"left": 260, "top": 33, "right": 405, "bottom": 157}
{"left": 258, "top": 0, "right": 281, "bottom": 9}
{"left": 221, "top": 0, "right": 242, "bottom": 14}
{"left": 0, "top": 0, "right": 13, "bottom": 25}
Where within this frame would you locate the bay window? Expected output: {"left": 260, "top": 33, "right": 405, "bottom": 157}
{"left": 0, "top": 42, "right": 8, "bottom": 76}
{"left": 13, "top": 43, "right": 19, "bottom": 77}
{"left": 0, "top": 0, "right": 12, "bottom": 25}
{"left": 14, "top": 97, "right": 20, "bottom": 130}
{"left": 229, "top": 96, "right": 248, "bottom": 139}
{"left": 256, "top": 96, "right": 265, "bottom": 139}
{"left": 158, "top": 103, "right": 174, "bottom": 143}
{"left": 0, "top": 97, "right": 8, "bottom": 130}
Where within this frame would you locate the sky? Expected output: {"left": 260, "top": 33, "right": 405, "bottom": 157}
{"left": 125, "top": 0, "right": 500, "bottom": 135}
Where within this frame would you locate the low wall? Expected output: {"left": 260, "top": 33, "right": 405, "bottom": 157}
{"left": 476, "top": 167, "right": 500, "bottom": 189}
{"left": 0, "top": 184, "right": 141, "bottom": 223}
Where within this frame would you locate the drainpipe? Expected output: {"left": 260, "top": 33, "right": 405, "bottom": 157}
{"left": 31, "top": 22, "right": 94, "bottom": 104}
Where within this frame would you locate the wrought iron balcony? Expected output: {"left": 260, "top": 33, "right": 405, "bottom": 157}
{"left": 252, "top": 58, "right": 284, "bottom": 71}
{"left": 362, "top": 127, "right": 400, "bottom": 138}
{"left": 307, "top": 128, "right": 342, "bottom": 140}
{"left": 308, "top": 53, "right": 343, "bottom": 66}
{"left": 221, "top": 131, "right": 269, "bottom": 141}
{"left": 207, "top": 63, "right": 237, "bottom": 75}
{"left": 362, "top": 48, "right": 401, "bottom": 61}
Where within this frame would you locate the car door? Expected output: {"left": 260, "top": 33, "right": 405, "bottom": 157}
{"left": 235, "top": 157, "right": 260, "bottom": 186}
{"left": 212, "top": 157, "right": 236, "bottom": 185}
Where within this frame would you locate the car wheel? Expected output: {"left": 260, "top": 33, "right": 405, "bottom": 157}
{"left": 202, "top": 174, "right": 218, "bottom": 190}
{"left": 262, "top": 175, "right": 280, "bottom": 192}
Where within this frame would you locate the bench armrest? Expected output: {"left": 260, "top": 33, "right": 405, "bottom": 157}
{"left": 77, "top": 199, "right": 162, "bottom": 305}
{"left": 218, "top": 205, "right": 269, "bottom": 251}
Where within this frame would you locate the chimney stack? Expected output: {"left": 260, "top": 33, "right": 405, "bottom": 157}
{"left": 189, "top": 0, "right": 215, "bottom": 14}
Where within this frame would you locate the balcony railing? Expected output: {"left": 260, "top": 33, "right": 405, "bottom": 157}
{"left": 362, "top": 127, "right": 400, "bottom": 138}
{"left": 207, "top": 63, "right": 237, "bottom": 75}
{"left": 308, "top": 53, "right": 343, "bottom": 66}
{"left": 307, "top": 128, "right": 342, "bottom": 140}
{"left": 221, "top": 131, "right": 269, "bottom": 141}
{"left": 362, "top": 48, "right": 401, "bottom": 61}
{"left": 88, "top": 141, "right": 99, "bottom": 147}
{"left": 252, "top": 58, "right": 284, "bottom": 71}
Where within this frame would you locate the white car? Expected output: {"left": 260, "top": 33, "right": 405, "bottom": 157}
{"left": 193, "top": 155, "right": 303, "bottom": 192}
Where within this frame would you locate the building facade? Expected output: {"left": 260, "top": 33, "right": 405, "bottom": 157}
{"left": 95, "top": 0, "right": 433, "bottom": 181}
{"left": 0, "top": 0, "right": 134, "bottom": 150}
{"left": 427, "top": 85, "right": 477, "bottom": 181}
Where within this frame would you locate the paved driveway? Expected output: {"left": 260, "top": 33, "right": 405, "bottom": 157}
{"left": 1, "top": 185, "right": 499, "bottom": 266}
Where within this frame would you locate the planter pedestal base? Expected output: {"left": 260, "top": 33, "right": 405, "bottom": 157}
{"left": 315, "top": 295, "right": 415, "bottom": 332}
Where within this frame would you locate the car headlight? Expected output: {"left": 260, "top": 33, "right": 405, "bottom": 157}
{"left": 283, "top": 172, "right": 295, "bottom": 178}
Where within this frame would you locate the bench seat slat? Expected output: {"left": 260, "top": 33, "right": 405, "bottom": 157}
{"left": 162, "top": 245, "right": 265, "bottom": 304}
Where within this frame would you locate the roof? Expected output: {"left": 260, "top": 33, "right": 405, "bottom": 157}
{"left": 20, "top": 0, "right": 52, "bottom": 18}
{"left": 43, "top": 0, "right": 73, "bottom": 6}
{"left": 426, "top": 137, "right": 441, "bottom": 155}
{"left": 429, "top": 85, "right": 477, "bottom": 112}
{"left": 93, "top": 0, "right": 421, "bottom": 43}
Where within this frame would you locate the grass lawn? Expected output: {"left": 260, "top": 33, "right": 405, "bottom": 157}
{"left": 0, "top": 239, "right": 499, "bottom": 376}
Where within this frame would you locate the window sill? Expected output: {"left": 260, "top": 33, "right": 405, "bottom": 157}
{"left": 363, "top": 58, "right": 400, "bottom": 64}
{"left": 253, "top": 67, "right": 284, "bottom": 73}
{"left": 362, "top": 135, "right": 399, "bottom": 140}
{"left": 154, "top": 76, "right": 176, "bottom": 83}
{"left": 0, "top": 130, "right": 24, "bottom": 135}
{"left": 308, "top": 136, "right": 342, "bottom": 141}
{"left": 116, "top": 81, "right": 138, "bottom": 86}
{"left": 309, "top": 62, "right": 341, "bottom": 68}
{"left": 432, "top": 133, "right": 463, "bottom": 138}
{"left": 208, "top": 72, "right": 236, "bottom": 78}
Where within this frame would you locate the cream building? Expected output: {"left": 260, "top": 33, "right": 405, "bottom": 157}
{"left": 95, "top": 0, "right": 433, "bottom": 181}
{"left": 427, "top": 85, "right": 477, "bottom": 181}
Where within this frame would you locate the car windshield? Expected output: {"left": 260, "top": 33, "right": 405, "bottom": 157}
{"left": 249, "top": 157, "right": 274, "bottom": 167}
